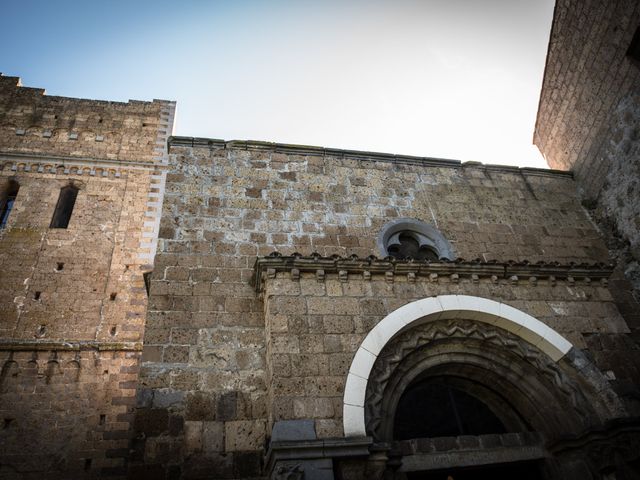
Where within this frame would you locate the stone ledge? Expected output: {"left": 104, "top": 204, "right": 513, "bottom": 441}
{"left": 168, "top": 136, "right": 573, "bottom": 177}
{"left": 396, "top": 432, "right": 543, "bottom": 456}
{"left": 265, "top": 436, "right": 373, "bottom": 477}
{"left": 0, "top": 339, "right": 143, "bottom": 352}
{"left": 252, "top": 253, "right": 614, "bottom": 292}
{"left": 0, "top": 151, "right": 168, "bottom": 171}
{"left": 393, "top": 432, "right": 547, "bottom": 473}
{"left": 398, "top": 443, "right": 546, "bottom": 472}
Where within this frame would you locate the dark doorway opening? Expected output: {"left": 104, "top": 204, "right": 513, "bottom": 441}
{"left": 394, "top": 378, "right": 508, "bottom": 440}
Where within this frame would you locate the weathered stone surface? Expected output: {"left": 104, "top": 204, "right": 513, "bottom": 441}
{"left": 0, "top": 74, "right": 174, "bottom": 479}
{"left": 534, "top": 0, "right": 640, "bottom": 323}
{"left": 3, "top": 17, "right": 640, "bottom": 475}
{"left": 134, "top": 135, "right": 639, "bottom": 478}
{"left": 271, "top": 419, "right": 316, "bottom": 442}
{"left": 225, "top": 420, "right": 267, "bottom": 451}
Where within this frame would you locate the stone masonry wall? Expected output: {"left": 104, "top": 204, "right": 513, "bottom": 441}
{"left": 262, "top": 270, "right": 637, "bottom": 439}
{"left": 0, "top": 170, "right": 152, "bottom": 342}
{"left": 137, "top": 138, "right": 624, "bottom": 479}
{"left": 533, "top": 1, "right": 640, "bottom": 323}
{"left": 534, "top": 0, "right": 640, "bottom": 197}
{"left": 0, "top": 349, "right": 140, "bottom": 478}
{"left": 0, "top": 76, "right": 175, "bottom": 479}
{"left": 0, "top": 73, "right": 167, "bottom": 163}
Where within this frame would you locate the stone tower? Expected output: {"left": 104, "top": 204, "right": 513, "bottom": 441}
{"left": 0, "top": 73, "right": 176, "bottom": 477}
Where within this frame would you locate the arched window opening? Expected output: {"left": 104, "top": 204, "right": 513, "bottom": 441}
{"left": 0, "top": 180, "right": 20, "bottom": 229}
{"left": 378, "top": 218, "right": 455, "bottom": 261}
{"left": 387, "top": 232, "right": 439, "bottom": 261}
{"left": 393, "top": 378, "right": 508, "bottom": 440}
{"left": 50, "top": 185, "right": 79, "bottom": 229}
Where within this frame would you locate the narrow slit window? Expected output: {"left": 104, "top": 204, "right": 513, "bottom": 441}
{"left": 50, "top": 185, "right": 79, "bottom": 229}
{"left": 0, "top": 180, "right": 19, "bottom": 229}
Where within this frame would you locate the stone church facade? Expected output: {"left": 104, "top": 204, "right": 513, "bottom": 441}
{"left": 1, "top": 1, "right": 640, "bottom": 479}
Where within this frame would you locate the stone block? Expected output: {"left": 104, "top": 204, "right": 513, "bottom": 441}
{"left": 271, "top": 419, "right": 317, "bottom": 441}
{"left": 293, "top": 397, "right": 335, "bottom": 419}
{"left": 134, "top": 408, "right": 169, "bottom": 437}
{"left": 216, "top": 392, "right": 237, "bottom": 421}
{"left": 163, "top": 346, "right": 190, "bottom": 363}
{"left": 457, "top": 435, "right": 480, "bottom": 449}
{"left": 315, "top": 418, "right": 343, "bottom": 438}
{"left": 432, "top": 436, "right": 459, "bottom": 451}
{"left": 480, "top": 433, "right": 503, "bottom": 449}
{"left": 185, "top": 392, "right": 216, "bottom": 421}
{"left": 202, "top": 421, "right": 224, "bottom": 453}
{"left": 152, "top": 389, "right": 185, "bottom": 409}
{"left": 224, "top": 420, "right": 266, "bottom": 451}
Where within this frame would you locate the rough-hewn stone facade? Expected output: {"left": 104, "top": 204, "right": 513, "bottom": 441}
{"left": 534, "top": 0, "right": 640, "bottom": 318}
{"left": 133, "top": 138, "right": 639, "bottom": 479}
{"left": 2, "top": 2, "right": 640, "bottom": 476}
{"left": 0, "top": 74, "right": 175, "bottom": 478}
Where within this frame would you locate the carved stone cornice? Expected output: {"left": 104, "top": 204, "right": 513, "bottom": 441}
{"left": 252, "top": 253, "right": 614, "bottom": 292}
{"left": 168, "top": 137, "right": 573, "bottom": 178}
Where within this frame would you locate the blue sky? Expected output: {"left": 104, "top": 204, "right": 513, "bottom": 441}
{"left": 1, "top": 0, "right": 555, "bottom": 167}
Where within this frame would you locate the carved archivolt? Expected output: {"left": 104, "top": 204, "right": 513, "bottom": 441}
{"left": 364, "top": 319, "right": 594, "bottom": 440}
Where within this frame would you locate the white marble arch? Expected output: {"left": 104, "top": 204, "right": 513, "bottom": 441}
{"left": 342, "top": 295, "right": 573, "bottom": 437}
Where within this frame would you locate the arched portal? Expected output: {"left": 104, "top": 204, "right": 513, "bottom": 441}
{"left": 343, "top": 295, "right": 621, "bottom": 439}
{"left": 365, "top": 319, "right": 595, "bottom": 442}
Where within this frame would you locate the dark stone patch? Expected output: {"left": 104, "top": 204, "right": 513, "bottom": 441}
{"left": 169, "top": 415, "right": 184, "bottom": 436}
{"left": 100, "top": 466, "right": 127, "bottom": 477}
{"left": 182, "top": 453, "right": 234, "bottom": 479}
{"left": 167, "top": 465, "right": 182, "bottom": 480}
{"left": 128, "top": 464, "right": 167, "bottom": 480}
{"left": 185, "top": 392, "right": 216, "bottom": 421}
{"left": 216, "top": 392, "right": 237, "bottom": 421}
{"left": 480, "top": 433, "right": 503, "bottom": 448}
{"left": 153, "top": 389, "right": 185, "bottom": 409}
{"left": 233, "top": 451, "right": 262, "bottom": 478}
{"left": 134, "top": 408, "right": 169, "bottom": 436}
{"left": 103, "top": 430, "right": 130, "bottom": 440}
{"left": 105, "top": 448, "right": 129, "bottom": 458}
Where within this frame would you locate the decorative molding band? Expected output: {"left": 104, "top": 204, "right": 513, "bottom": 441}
{"left": 0, "top": 339, "right": 143, "bottom": 352}
{"left": 398, "top": 433, "right": 546, "bottom": 473}
{"left": 252, "top": 253, "right": 614, "bottom": 292}
{"left": 0, "top": 151, "right": 167, "bottom": 170}
{"left": 0, "top": 152, "right": 169, "bottom": 180}
{"left": 168, "top": 136, "right": 573, "bottom": 177}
